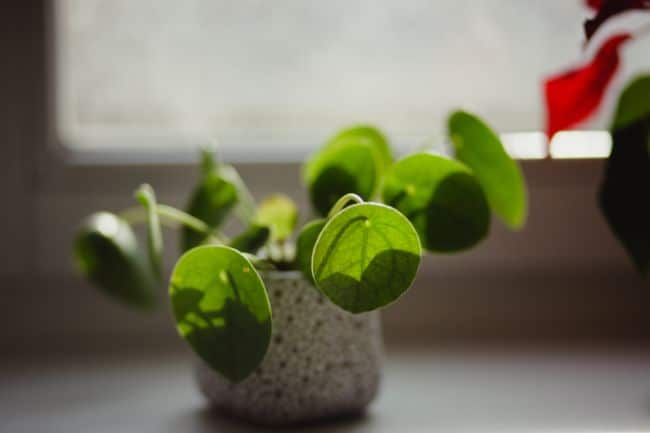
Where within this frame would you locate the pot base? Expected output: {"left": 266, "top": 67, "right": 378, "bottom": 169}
{"left": 195, "top": 272, "right": 383, "bottom": 425}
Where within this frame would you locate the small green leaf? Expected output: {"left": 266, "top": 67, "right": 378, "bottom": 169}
{"left": 305, "top": 144, "right": 377, "bottom": 216}
{"left": 304, "top": 125, "right": 393, "bottom": 216}
{"left": 382, "top": 153, "right": 490, "bottom": 252}
{"left": 329, "top": 125, "right": 393, "bottom": 172}
{"left": 254, "top": 194, "right": 298, "bottom": 242}
{"left": 611, "top": 75, "right": 650, "bottom": 132}
{"left": 74, "top": 212, "right": 156, "bottom": 309}
{"left": 135, "top": 184, "right": 164, "bottom": 278}
{"left": 295, "top": 219, "right": 326, "bottom": 282}
{"left": 599, "top": 77, "right": 650, "bottom": 276}
{"left": 229, "top": 224, "right": 271, "bottom": 254}
{"left": 312, "top": 203, "right": 421, "bottom": 313}
{"left": 182, "top": 169, "right": 238, "bottom": 251}
{"left": 448, "top": 110, "right": 527, "bottom": 229}
{"left": 170, "top": 246, "right": 272, "bottom": 382}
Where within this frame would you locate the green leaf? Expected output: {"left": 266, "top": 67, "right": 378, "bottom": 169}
{"left": 382, "top": 153, "right": 490, "bottom": 252}
{"left": 135, "top": 184, "right": 164, "bottom": 279}
{"left": 74, "top": 212, "right": 156, "bottom": 309}
{"left": 181, "top": 169, "right": 238, "bottom": 251}
{"left": 448, "top": 110, "right": 527, "bottom": 229}
{"left": 254, "top": 194, "right": 298, "bottom": 242}
{"left": 229, "top": 224, "right": 271, "bottom": 254}
{"left": 329, "top": 125, "right": 393, "bottom": 172}
{"left": 295, "top": 219, "right": 326, "bottom": 282}
{"left": 304, "top": 125, "right": 393, "bottom": 216}
{"left": 599, "top": 83, "right": 650, "bottom": 276}
{"left": 305, "top": 144, "right": 377, "bottom": 216}
{"left": 170, "top": 246, "right": 272, "bottom": 382}
{"left": 611, "top": 75, "right": 650, "bottom": 132}
{"left": 312, "top": 203, "right": 421, "bottom": 313}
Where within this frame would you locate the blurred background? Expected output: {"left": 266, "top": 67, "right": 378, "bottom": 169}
{"left": 2, "top": 1, "right": 650, "bottom": 432}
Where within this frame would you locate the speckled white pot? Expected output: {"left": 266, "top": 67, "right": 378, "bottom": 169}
{"left": 195, "top": 271, "right": 383, "bottom": 425}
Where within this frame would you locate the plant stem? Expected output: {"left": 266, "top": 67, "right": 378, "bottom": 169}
{"left": 327, "top": 193, "right": 364, "bottom": 218}
{"left": 119, "top": 205, "right": 228, "bottom": 243}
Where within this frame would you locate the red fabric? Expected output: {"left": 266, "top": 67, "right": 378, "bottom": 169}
{"left": 586, "top": 0, "right": 602, "bottom": 10}
{"left": 544, "top": 33, "right": 631, "bottom": 138}
{"left": 584, "top": 0, "right": 650, "bottom": 41}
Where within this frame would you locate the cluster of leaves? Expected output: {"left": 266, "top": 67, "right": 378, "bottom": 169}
{"left": 73, "top": 110, "right": 527, "bottom": 382}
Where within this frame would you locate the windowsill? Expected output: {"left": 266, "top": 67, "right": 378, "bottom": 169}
{"left": 3, "top": 346, "right": 649, "bottom": 432}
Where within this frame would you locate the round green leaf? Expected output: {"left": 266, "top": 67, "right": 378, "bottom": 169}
{"left": 312, "top": 203, "right": 421, "bottom": 313}
{"left": 295, "top": 219, "right": 326, "bottom": 282}
{"left": 181, "top": 169, "right": 238, "bottom": 251}
{"left": 169, "top": 246, "right": 272, "bottom": 382}
{"left": 382, "top": 153, "right": 490, "bottom": 252}
{"left": 448, "top": 110, "right": 527, "bottom": 229}
{"left": 135, "top": 184, "right": 164, "bottom": 279}
{"left": 328, "top": 125, "right": 393, "bottom": 172}
{"left": 254, "top": 194, "right": 298, "bottom": 242}
{"left": 74, "top": 212, "right": 156, "bottom": 309}
{"left": 305, "top": 143, "right": 378, "bottom": 216}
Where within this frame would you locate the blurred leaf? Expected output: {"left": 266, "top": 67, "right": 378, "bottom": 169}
{"left": 295, "top": 219, "right": 326, "bottom": 282}
{"left": 74, "top": 212, "right": 156, "bottom": 309}
{"left": 182, "top": 169, "right": 238, "bottom": 251}
{"left": 328, "top": 125, "right": 393, "bottom": 172}
{"left": 135, "top": 184, "right": 164, "bottom": 279}
{"left": 254, "top": 194, "right": 298, "bottom": 242}
{"left": 304, "top": 125, "right": 392, "bottom": 216}
{"left": 305, "top": 144, "right": 376, "bottom": 216}
{"left": 229, "top": 224, "right": 270, "bottom": 254}
{"left": 448, "top": 110, "right": 527, "bottom": 229}
{"left": 312, "top": 203, "right": 421, "bottom": 313}
{"left": 611, "top": 75, "right": 650, "bottom": 131}
{"left": 382, "top": 153, "right": 490, "bottom": 252}
{"left": 599, "top": 78, "right": 650, "bottom": 276}
{"left": 170, "top": 246, "right": 272, "bottom": 382}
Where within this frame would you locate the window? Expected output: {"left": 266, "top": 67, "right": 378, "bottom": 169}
{"left": 55, "top": 1, "right": 649, "bottom": 162}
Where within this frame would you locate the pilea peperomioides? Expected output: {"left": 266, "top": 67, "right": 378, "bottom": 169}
{"left": 73, "top": 110, "right": 527, "bottom": 382}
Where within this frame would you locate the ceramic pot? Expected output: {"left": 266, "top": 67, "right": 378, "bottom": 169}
{"left": 195, "top": 271, "right": 383, "bottom": 425}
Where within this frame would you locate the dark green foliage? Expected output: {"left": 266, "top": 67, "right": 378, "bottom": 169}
{"left": 295, "top": 219, "right": 326, "bottom": 282}
{"left": 74, "top": 212, "right": 156, "bottom": 308}
{"left": 382, "top": 153, "right": 490, "bottom": 252}
{"left": 181, "top": 170, "right": 238, "bottom": 251}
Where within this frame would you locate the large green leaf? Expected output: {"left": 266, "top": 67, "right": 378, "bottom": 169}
{"left": 599, "top": 76, "right": 650, "bottom": 276}
{"left": 382, "top": 153, "right": 490, "bottom": 252}
{"left": 181, "top": 168, "right": 238, "bottom": 251}
{"left": 135, "top": 184, "right": 164, "bottom": 279}
{"left": 74, "top": 212, "right": 156, "bottom": 309}
{"left": 169, "top": 246, "right": 272, "bottom": 382}
{"left": 304, "top": 125, "right": 393, "bottom": 216}
{"left": 448, "top": 110, "right": 527, "bottom": 229}
{"left": 312, "top": 203, "right": 421, "bottom": 313}
{"left": 611, "top": 75, "right": 650, "bottom": 131}
{"left": 254, "top": 194, "right": 298, "bottom": 242}
{"left": 295, "top": 219, "right": 326, "bottom": 282}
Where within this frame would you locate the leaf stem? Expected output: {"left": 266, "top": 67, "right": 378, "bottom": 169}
{"left": 327, "top": 193, "right": 364, "bottom": 218}
{"left": 119, "top": 204, "right": 228, "bottom": 243}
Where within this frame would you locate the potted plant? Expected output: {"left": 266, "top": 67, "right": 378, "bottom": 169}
{"left": 73, "top": 110, "right": 527, "bottom": 425}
